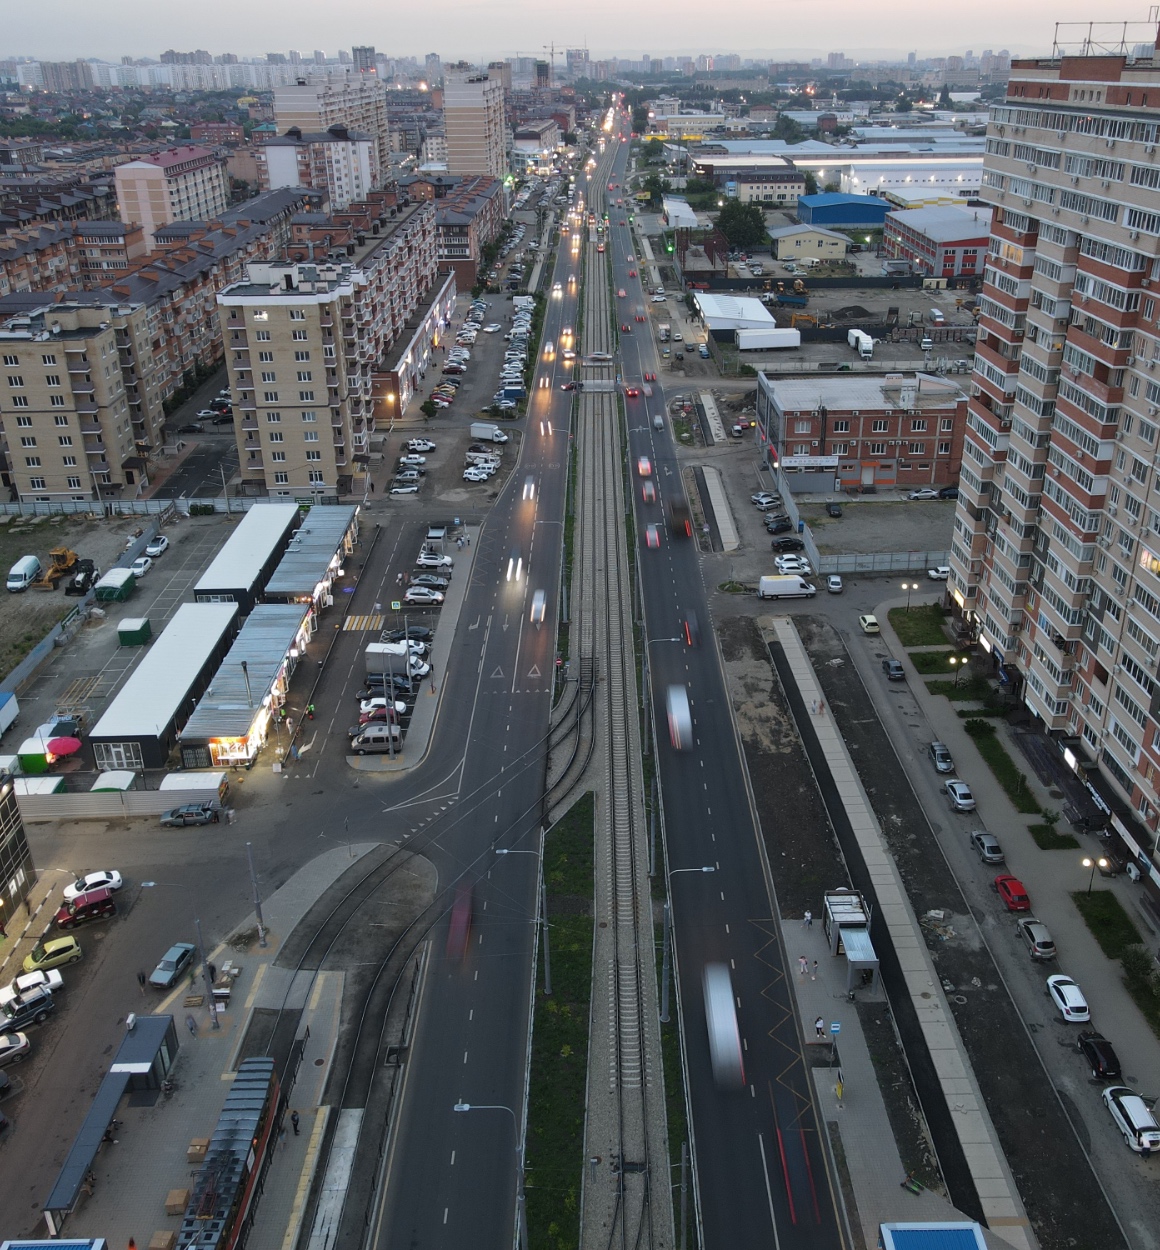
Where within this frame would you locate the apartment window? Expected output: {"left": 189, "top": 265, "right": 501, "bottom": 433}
{"left": 296, "top": 371, "right": 312, "bottom": 382}
{"left": 831, "top": 420, "right": 850, "bottom": 433}
{"left": 910, "top": 419, "right": 927, "bottom": 433}
{"left": 909, "top": 441, "right": 925, "bottom": 454}
{"left": 941, "top": 418, "right": 953, "bottom": 432}
{"left": 28, "top": 476, "right": 44, "bottom": 489}
{"left": 308, "top": 469, "right": 324, "bottom": 484}
{"left": 872, "top": 419, "right": 888, "bottom": 433}
{"left": 67, "top": 476, "right": 81, "bottom": 490}
{"left": 54, "top": 414, "right": 68, "bottom": 426}
{"left": 289, "top": 310, "right": 306, "bottom": 321}
{"left": 294, "top": 351, "right": 310, "bottom": 362}
{"left": 258, "top": 351, "right": 274, "bottom": 363}
{"left": 14, "top": 416, "right": 31, "bottom": 428}
{"left": 7, "top": 376, "right": 23, "bottom": 388}
{"left": 869, "top": 442, "right": 887, "bottom": 455}
{"left": 304, "top": 430, "right": 319, "bottom": 442}
{"left": 263, "top": 392, "right": 279, "bottom": 403}
{"left": 2, "top": 355, "right": 17, "bottom": 367}
{"left": 19, "top": 437, "right": 35, "bottom": 448}
{"left": 794, "top": 419, "right": 811, "bottom": 434}
{"left": 268, "top": 431, "right": 284, "bottom": 443}
{"left": 255, "top": 331, "right": 271, "bottom": 342}
{"left": 305, "top": 450, "right": 321, "bottom": 461}
{"left": 58, "top": 436, "right": 72, "bottom": 447}
{"left": 24, "top": 456, "right": 40, "bottom": 467}
{"left": 50, "top": 395, "right": 65, "bottom": 407}
{"left": 832, "top": 442, "right": 849, "bottom": 455}
{"left": 45, "top": 374, "right": 61, "bottom": 387}
{"left": 301, "top": 411, "right": 316, "bottom": 423}
{"left": 274, "top": 472, "right": 289, "bottom": 485}
{"left": 299, "top": 391, "right": 315, "bottom": 402}
{"left": 62, "top": 456, "right": 76, "bottom": 467}
{"left": 261, "top": 372, "right": 276, "bottom": 383}
{"left": 251, "top": 311, "right": 269, "bottom": 322}
{"left": 271, "top": 451, "right": 286, "bottom": 462}
{"left": 292, "top": 330, "right": 308, "bottom": 341}
{"left": 939, "top": 441, "right": 951, "bottom": 455}
{"left": 10, "top": 396, "right": 27, "bottom": 408}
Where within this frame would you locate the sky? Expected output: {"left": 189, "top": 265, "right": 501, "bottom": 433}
{"left": 3, "top": 0, "right": 1152, "bottom": 63}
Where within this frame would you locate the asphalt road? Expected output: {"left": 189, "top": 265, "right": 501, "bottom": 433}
{"left": 369, "top": 160, "right": 595, "bottom": 1250}
{"left": 606, "top": 125, "right": 842, "bottom": 1250}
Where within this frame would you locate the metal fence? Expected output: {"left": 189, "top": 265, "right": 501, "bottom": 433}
{"left": 815, "top": 551, "right": 950, "bottom": 574}
{"left": 16, "top": 785, "right": 224, "bottom": 824}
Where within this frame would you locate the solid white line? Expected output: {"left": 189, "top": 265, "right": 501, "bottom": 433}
{"left": 756, "top": 1133, "right": 783, "bottom": 1250}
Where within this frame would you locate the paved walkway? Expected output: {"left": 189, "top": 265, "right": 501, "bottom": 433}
{"left": 769, "top": 617, "right": 1034, "bottom": 1250}
{"left": 59, "top": 844, "right": 376, "bottom": 1248}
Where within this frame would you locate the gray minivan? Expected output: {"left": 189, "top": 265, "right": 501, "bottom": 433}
{"left": 7, "top": 555, "right": 41, "bottom": 592}
{"left": 350, "top": 723, "right": 402, "bottom": 755}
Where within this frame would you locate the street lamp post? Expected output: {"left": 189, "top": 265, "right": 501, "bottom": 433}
{"left": 453, "top": 1102, "right": 528, "bottom": 1250}
{"left": 661, "top": 866, "right": 716, "bottom": 1023}
{"left": 496, "top": 846, "right": 551, "bottom": 996}
{"left": 901, "top": 581, "right": 919, "bottom": 612}
{"left": 948, "top": 655, "right": 968, "bottom": 688}
{"left": 1082, "top": 855, "right": 1109, "bottom": 894}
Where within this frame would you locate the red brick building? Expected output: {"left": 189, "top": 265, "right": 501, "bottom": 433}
{"left": 884, "top": 205, "right": 992, "bottom": 278}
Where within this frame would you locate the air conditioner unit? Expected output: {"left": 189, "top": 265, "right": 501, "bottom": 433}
{"left": 1148, "top": 145, "right": 1157, "bottom": 155}
{"left": 1059, "top": 131, "right": 1067, "bottom": 141}
{"left": 1102, "top": 180, "right": 1112, "bottom": 190}
{"left": 1070, "top": 175, "right": 1080, "bottom": 186}
{"left": 1108, "top": 503, "right": 1118, "bottom": 515}
{"left": 1150, "top": 406, "right": 1158, "bottom": 416}
{"left": 1142, "top": 278, "right": 1151, "bottom": 287}
{"left": 1029, "top": 163, "right": 1037, "bottom": 173}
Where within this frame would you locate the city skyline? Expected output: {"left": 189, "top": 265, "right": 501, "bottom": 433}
{"left": 5, "top": 0, "right": 1133, "bottom": 66}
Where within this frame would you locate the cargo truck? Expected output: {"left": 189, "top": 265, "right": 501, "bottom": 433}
{"left": 847, "top": 329, "right": 874, "bottom": 360}
{"left": 735, "top": 328, "right": 801, "bottom": 351}
{"left": 470, "top": 422, "right": 510, "bottom": 443}
{"left": 0, "top": 692, "right": 18, "bottom": 739}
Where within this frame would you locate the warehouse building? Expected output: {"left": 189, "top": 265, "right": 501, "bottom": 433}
{"left": 193, "top": 503, "right": 301, "bottom": 614}
{"left": 263, "top": 504, "right": 359, "bottom": 608}
{"left": 691, "top": 293, "right": 777, "bottom": 339}
{"left": 883, "top": 206, "right": 992, "bottom": 279}
{"left": 796, "top": 193, "right": 892, "bottom": 230}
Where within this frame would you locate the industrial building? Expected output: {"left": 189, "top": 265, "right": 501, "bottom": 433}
{"left": 796, "top": 193, "right": 892, "bottom": 230}
{"left": 194, "top": 502, "right": 302, "bottom": 612}
{"left": 768, "top": 223, "right": 850, "bottom": 262}
{"left": 691, "top": 293, "right": 777, "bottom": 338}
{"left": 883, "top": 206, "right": 992, "bottom": 278}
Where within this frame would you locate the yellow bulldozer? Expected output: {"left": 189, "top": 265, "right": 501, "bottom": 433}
{"left": 31, "top": 547, "right": 78, "bottom": 591}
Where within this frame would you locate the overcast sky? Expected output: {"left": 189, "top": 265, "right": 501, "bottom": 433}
{"left": 4, "top": 1, "right": 1149, "bottom": 63}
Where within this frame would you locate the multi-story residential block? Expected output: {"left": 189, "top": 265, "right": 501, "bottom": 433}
{"left": 274, "top": 77, "right": 388, "bottom": 190}
{"left": 256, "top": 125, "right": 375, "bottom": 210}
{"left": 884, "top": 206, "right": 992, "bottom": 278}
{"left": 114, "top": 146, "right": 229, "bottom": 250}
{"left": 443, "top": 69, "right": 507, "bottom": 179}
{"left": 756, "top": 372, "right": 966, "bottom": 492}
{"left": 0, "top": 171, "right": 117, "bottom": 235}
{"left": 434, "top": 175, "right": 505, "bottom": 287}
{"left": 0, "top": 302, "right": 152, "bottom": 501}
{"left": 951, "top": 44, "right": 1160, "bottom": 847}
{"left": 189, "top": 122, "right": 246, "bottom": 145}
{"left": 733, "top": 168, "right": 808, "bottom": 206}
{"left": 37, "top": 60, "right": 94, "bottom": 93}
{"left": 219, "top": 200, "right": 438, "bottom": 496}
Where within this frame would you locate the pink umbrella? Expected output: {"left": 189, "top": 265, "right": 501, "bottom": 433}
{"left": 46, "top": 737, "right": 82, "bottom": 757}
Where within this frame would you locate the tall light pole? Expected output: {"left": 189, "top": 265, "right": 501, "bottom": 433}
{"left": 1082, "top": 855, "right": 1109, "bottom": 894}
{"left": 948, "top": 655, "right": 968, "bottom": 688}
{"left": 661, "top": 866, "right": 715, "bottom": 1023}
{"left": 901, "top": 581, "right": 918, "bottom": 612}
{"left": 496, "top": 846, "right": 551, "bottom": 995}
{"left": 453, "top": 1102, "right": 527, "bottom": 1250}
{"left": 245, "top": 841, "right": 267, "bottom": 948}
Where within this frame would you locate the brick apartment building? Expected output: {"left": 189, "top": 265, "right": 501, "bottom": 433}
{"left": 433, "top": 176, "right": 504, "bottom": 286}
{"left": 114, "top": 146, "right": 230, "bottom": 250}
{"left": 0, "top": 221, "right": 147, "bottom": 298}
{"left": 884, "top": 205, "right": 992, "bottom": 278}
{"left": 756, "top": 372, "right": 967, "bottom": 492}
{"left": 951, "top": 43, "right": 1160, "bottom": 860}
{"left": 256, "top": 125, "right": 375, "bottom": 210}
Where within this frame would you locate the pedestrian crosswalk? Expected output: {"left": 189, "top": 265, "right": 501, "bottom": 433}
{"left": 344, "top": 614, "right": 385, "bottom": 632}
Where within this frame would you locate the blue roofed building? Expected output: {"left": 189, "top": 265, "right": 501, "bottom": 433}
{"left": 797, "top": 192, "right": 891, "bottom": 229}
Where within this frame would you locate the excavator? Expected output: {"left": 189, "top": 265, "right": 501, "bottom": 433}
{"left": 31, "top": 547, "right": 78, "bottom": 591}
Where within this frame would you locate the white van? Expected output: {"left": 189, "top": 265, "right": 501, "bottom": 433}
{"left": 7, "top": 555, "right": 41, "bottom": 593}
{"left": 757, "top": 575, "right": 816, "bottom": 600}
{"left": 350, "top": 723, "right": 403, "bottom": 755}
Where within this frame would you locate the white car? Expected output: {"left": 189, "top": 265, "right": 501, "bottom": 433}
{"left": 1047, "top": 974, "right": 1090, "bottom": 1023}
{"left": 464, "top": 469, "right": 491, "bottom": 482}
{"left": 0, "top": 969, "right": 63, "bottom": 1009}
{"left": 129, "top": 556, "right": 152, "bottom": 578}
{"left": 945, "top": 779, "right": 976, "bottom": 811}
{"left": 651, "top": 294, "right": 667, "bottom": 303}
{"left": 827, "top": 575, "right": 843, "bottom": 594}
{"left": 144, "top": 535, "right": 169, "bottom": 558}
{"left": 483, "top": 323, "right": 503, "bottom": 333}
{"left": 928, "top": 566, "right": 950, "bottom": 580}
{"left": 63, "top": 870, "right": 123, "bottom": 900}
{"left": 359, "top": 697, "right": 408, "bottom": 717}
{"left": 403, "top": 587, "right": 445, "bottom": 606}
{"left": 398, "top": 454, "right": 427, "bottom": 466}
{"left": 406, "top": 439, "right": 436, "bottom": 453}
{"left": 775, "top": 556, "right": 812, "bottom": 573}
{"left": 390, "top": 482, "right": 420, "bottom": 495}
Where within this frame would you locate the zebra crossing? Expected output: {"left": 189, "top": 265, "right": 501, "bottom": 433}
{"left": 344, "top": 614, "right": 385, "bottom": 632}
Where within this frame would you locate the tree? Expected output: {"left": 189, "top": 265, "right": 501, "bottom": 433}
{"left": 803, "top": 171, "right": 819, "bottom": 196}
{"left": 631, "top": 105, "right": 649, "bottom": 133}
{"left": 643, "top": 138, "right": 664, "bottom": 164}
{"left": 715, "top": 200, "right": 766, "bottom": 248}
{"left": 773, "top": 115, "right": 803, "bottom": 144}
{"left": 938, "top": 84, "right": 952, "bottom": 109}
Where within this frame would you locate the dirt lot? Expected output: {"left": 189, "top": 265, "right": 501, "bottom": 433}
{"left": 0, "top": 511, "right": 152, "bottom": 682}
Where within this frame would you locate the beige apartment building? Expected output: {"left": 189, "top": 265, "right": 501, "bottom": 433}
{"left": 274, "top": 77, "right": 388, "bottom": 189}
{"left": 0, "top": 302, "right": 156, "bottom": 501}
{"left": 443, "top": 69, "right": 507, "bottom": 179}
{"left": 114, "top": 146, "right": 229, "bottom": 251}
{"left": 952, "top": 41, "right": 1160, "bottom": 852}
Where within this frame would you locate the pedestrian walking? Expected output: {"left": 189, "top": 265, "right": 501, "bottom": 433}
{"left": 136, "top": 970, "right": 146, "bottom": 994}
{"left": 369, "top": 481, "right": 375, "bottom": 494}
{"left": 812, "top": 960, "right": 818, "bottom": 981}
{"left": 798, "top": 955, "right": 808, "bottom": 977}
{"left": 291, "top": 1110, "right": 300, "bottom": 1136}
{"left": 814, "top": 1015, "right": 824, "bottom": 1040}
{"left": 802, "top": 910, "right": 812, "bottom": 930}
{"left": 185, "top": 1014, "right": 198, "bottom": 1037}
{"left": 208, "top": 963, "right": 217, "bottom": 984}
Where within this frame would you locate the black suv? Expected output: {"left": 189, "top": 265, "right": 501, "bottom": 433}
{"left": 771, "top": 537, "right": 805, "bottom": 552}
{"left": 0, "top": 985, "right": 55, "bottom": 1029}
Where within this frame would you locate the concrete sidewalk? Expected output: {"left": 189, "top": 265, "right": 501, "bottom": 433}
{"left": 770, "top": 616, "right": 1033, "bottom": 1250}
{"left": 59, "top": 844, "right": 374, "bottom": 1248}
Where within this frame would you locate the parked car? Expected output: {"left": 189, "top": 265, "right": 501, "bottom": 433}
{"left": 411, "top": 575, "right": 449, "bottom": 591}
{"left": 386, "top": 626, "right": 432, "bottom": 643}
{"left": 406, "top": 439, "right": 436, "bottom": 452}
{"left": 416, "top": 551, "right": 453, "bottom": 569}
{"left": 826, "top": 575, "right": 843, "bottom": 594}
{"left": 994, "top": 874, "right": 1030, "bottom": 911}
{"left": 1047, "top": 974, "right": 1090, "bottom": 1022}
{"left": 858, "top": 614, "right": 880, "bottom": 634}
{"left": 390, "top": 482, "right": 420, "bottom": 495}
{"left": 882, "top": 658, "right": 905, "bottom": 681}
{"left": 768, "top": 522, "right": 794, "bottom": 537}
{"left": 945, "top": 779, "right": 976, "bottom": 811}
{"left": 1103, "top": 1085, "right": 1160, "bottom": 1153}
{"left": 176, "top": 422, "right": 203, "bottom": 434}
{"left": 970, "top": 830, "right": 1005, "bottom": 864}
{"left": 144, "top": 536, "right": 169, "bottom": 558}
{"left": 22, "top": 937, "right": 82, "bottom": 973}
{"left": 938, "top": 485, "right": 959, "bottom": 499}
{"left": 63, "top": 870, "right": 123, "bottom": 900}
{"left": 160, "top": 803, "right": 218, "bottom": 827}
{"left": 1077, "top": 1031, "right": 1121, "bottom": 1080}
{"left": 149, "top": 941, "right": 196, "bottom": 989}
{"left": 403, "top": 587, "right": 444, "bottom": 606}
{"left": 771, "top": 537, "right": 805, "bottom": 553}
{"left": 1016, "top": 917, "right": 1057, "bottom": 961}
{"left": 908, "top": 488, "right": 940, "bottom": 501}
{"left": 826, "top": 502, "right": 843, "bottom": 518}
{"left": 928, "top": 566, "right": 950, "bottom": 580}
{"left": 129, "top": 556, "right": 152, "bottom": 578}
{"left": 0, "top": 969, "right": 63, "bottom": 1009}
{"left": 0, "top": 984, "right": 54, "bottom": 1028}
{"left": 0, "top": 1032, "right": 30, "bottom": 1066}
{"left": 929, "top": 742, "right": 954, "bottom": 773}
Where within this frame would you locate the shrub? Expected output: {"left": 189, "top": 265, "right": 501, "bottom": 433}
{"left": 963, "top": 719, "right": 995, "bottom": 737}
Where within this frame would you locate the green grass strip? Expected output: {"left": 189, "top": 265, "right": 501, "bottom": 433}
{"left": 1071, "top": 889, "right": 1143, "bottom": 960}
{"left": 962, "top": 722, "right": 1041, "bottom": 814}
{"left": 888, "top": 604, "right": 951, "bottom": 647}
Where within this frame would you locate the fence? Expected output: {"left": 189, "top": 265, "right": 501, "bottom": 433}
{"left": 15, "top": 784, "right": 225, "bottom": 824}
{"left": 815, "top": 551, "right": 950, "bottom": 575}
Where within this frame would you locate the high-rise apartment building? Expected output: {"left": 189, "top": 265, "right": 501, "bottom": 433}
{"left": 274, "top": 77, "right": 388, "bottom": 191}
{"left": 443, "top": 69, "right": 507, "bottom": 179}
{"left": 352, "top": 46, "right": 376, "bottom": 74}
{"left": 256, "top": 125, "right": 374, "bottom": 210}
{"left": 113, "top": 146, "right": 229, "bottom": 250}
{"left": 951, "top": 41, "right": 1160, "bottom": 836}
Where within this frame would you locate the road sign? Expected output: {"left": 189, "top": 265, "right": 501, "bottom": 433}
{"left": 830, "top": 1022, "right": 841, "bottom": 1035}
{"left": 391, "top": 601, "right": 402, "bottom": 611}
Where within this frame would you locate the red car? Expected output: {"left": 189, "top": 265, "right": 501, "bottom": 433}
{"left": 644, "top": 372, "right": 656, "bottom": 382}
{"left": 621, "top": 323, "right": 632, "bottom": 333}
{"left": 994, "top": 874, "right": 1031, "bottom": 911}
{"left": 629, "top": 268, "right": 637, "bottom": 277}
{"left": 624, "top": 385, "right": 640, "bottom": 398}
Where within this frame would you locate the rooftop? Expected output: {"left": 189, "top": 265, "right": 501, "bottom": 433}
{"left": 264, "top": 505, "right": 359, "bottom": 598}
{"left": 885, "top": 205, "right": 993, "bottom": 242}
{"left": 762, "top": 371, "right": 967, "bottom": 412}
